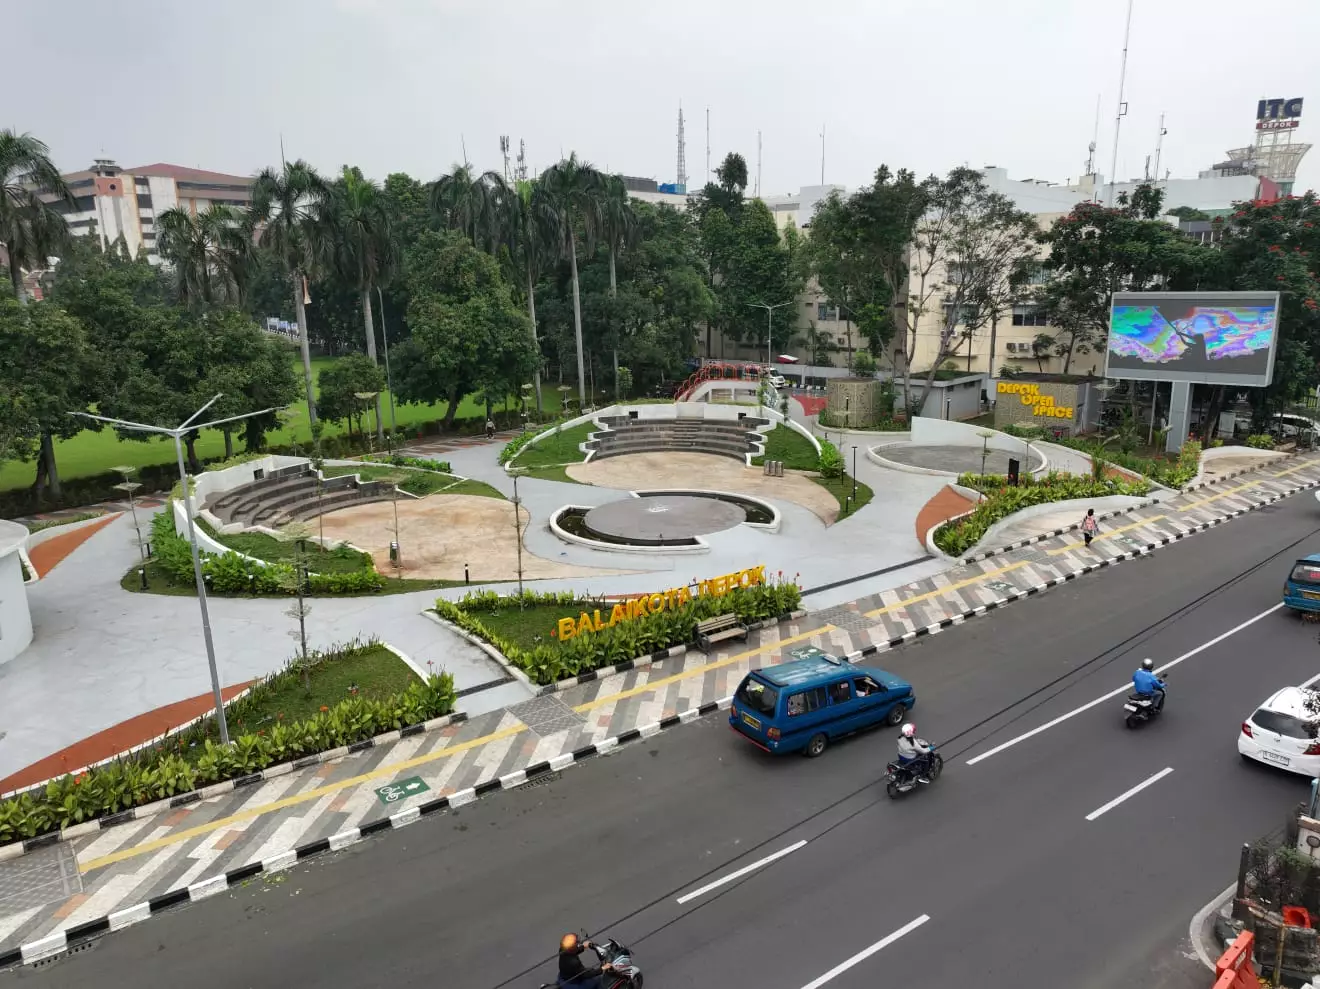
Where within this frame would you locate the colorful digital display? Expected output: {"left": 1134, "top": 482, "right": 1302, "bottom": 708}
{"left": 1105, "top": 292, "right": 1281, "bottom": 386}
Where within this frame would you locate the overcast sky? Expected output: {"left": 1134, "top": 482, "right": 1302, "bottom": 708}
{"left": 10, "top": 0, "right": 1319, "bottom": 197}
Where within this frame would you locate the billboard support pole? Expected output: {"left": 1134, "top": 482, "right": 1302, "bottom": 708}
{"left": 1166, "top": 381, "right": 1192, "bottom": 455}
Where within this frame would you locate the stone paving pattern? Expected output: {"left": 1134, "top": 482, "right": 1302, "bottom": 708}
{"left": 2, "top": 452, "right": 1319, "bottom": 954}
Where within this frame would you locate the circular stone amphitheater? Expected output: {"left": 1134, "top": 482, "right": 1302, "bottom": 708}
{"left": 585, "top": 495, "right": 748, "bottom": 544}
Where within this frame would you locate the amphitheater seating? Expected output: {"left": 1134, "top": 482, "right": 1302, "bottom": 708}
{"left": 205, "top": 468, "right": 399, "bottom": 528}
{"left": 586, "top": 415, "right": 770, "bottom": 462}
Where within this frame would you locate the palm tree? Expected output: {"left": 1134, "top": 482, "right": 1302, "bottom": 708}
{"left": 0, "top": 130, "right": 74, "bottom": 303}
{"left": 324, "top": 166, "right": 395, "bottom": 441}
{"left": 539, "top": 154, "right": 604, "bottom": 408}
{"left": 249, "top": 160, "right": 329, "bottom": 425}
{"left": 599, "top": 174, "right": 638, "bottom": 400}
{"left": 486, "top": 174, "right": 559, "bottom": 413}
{"left": 430, "top": 164, "right": 495, "bottom": 244}
{"left": 156, "top": 203, "right": 250, "bottom": 307}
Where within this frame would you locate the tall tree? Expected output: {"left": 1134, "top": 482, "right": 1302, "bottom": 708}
{"left": 250, "top": 160, "right": 329, "bottom": 425}
{"left": 0, "top": 130, "right": 74, "bottom": 303}
{"left": 599, "top": 174, "right": 638, "bottom": 398}
{"left": 155, "top": 203, "right": 251, "bottom": 308}
{"left": 316, "top": 353, "right": 387, "bottom": 439}
{"left": 431, "top": 164, "right": 494, "bottom": 244}
{"left": 325, "top": 165, "right": 396, "bottom": 441}
{"left": 487, "top": 174, "right": 559, "bottom": 413}
{"left": 539, "top": 154, "right": 604, "bottom": 407}
{"left": 0, "top": 298, "right": 102, "bottom": 499}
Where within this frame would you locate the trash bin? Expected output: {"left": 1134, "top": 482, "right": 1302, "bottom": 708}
{"left": 389, "top": 541, "right": 399, "bottom": 564}
{"left": 1007, "top": 458, "right": 1020, "bottom": 485}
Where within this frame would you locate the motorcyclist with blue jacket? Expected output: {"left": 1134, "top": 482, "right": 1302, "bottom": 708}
{"left": 1132, "top": 658, "right": 1166, "bottom": 712}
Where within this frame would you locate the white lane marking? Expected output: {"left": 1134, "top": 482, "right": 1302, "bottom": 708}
{"left": 966, "top": 603, "right": 1284, "bottom": 766}
{"left": 675, "top": 840, "right": 808, "bottom": 904}
{"left": 798, "top": 914, "right": 931, "bottom": 989}
{"left": 1085, "top": 767, "right": 1175, "bottom": 821}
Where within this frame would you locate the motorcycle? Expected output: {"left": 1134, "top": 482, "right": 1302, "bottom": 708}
{"left": 1122, "top": 673, "right": 1168, "bottom": 729}
{"left": 885, "top": 744, "right": 943, "bottom": 799}
{"left": 539, "top": 931, "right": 643, "bottom": 989}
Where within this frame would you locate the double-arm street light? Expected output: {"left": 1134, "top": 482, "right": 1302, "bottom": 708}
{"left": 746, "top": 301, "right": 794, "bottom": 366}
{"left": 74, "top": 395, "right": 279, "bottom": 745}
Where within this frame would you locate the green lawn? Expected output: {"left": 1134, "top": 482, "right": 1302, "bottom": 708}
{"left": 814, "top": 472, "right": 876, "bottom": 522}
{"left": 214, "top": 531, "right": 373, "bottom": 574}
{"left": 0, "top": 354, "right": 511, "bottom": 493}
{"left": 470, "top": 602, "right": 579, "bottom": 651}
{"left": 22, "top": 511, "right": 106, "bottom": 532}
{"left": 225, "top": 644, "right": 419, "bottom": 733}
{"left": 120, "top": 557, "right": 475, "bottom": 596}
{"left": 322, "top": 464, "right": 459, "bottom": 497}
{"left": 509, "top": 422, "right": 594, "bottom": 470}
{"left": 751, "top": 426, "right": 819, "bottom": 470}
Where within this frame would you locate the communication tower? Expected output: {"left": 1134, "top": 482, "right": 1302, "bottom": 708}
{"left": 676, "top": 104, "right": 687, "bottom": 192}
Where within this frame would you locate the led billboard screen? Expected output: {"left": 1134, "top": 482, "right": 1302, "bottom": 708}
{"left": 1105, "top": 291, "right": 1281, "bottom": 387}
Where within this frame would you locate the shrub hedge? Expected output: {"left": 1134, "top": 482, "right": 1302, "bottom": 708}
{"left": 436, "top": 578, "right": 803, "bottom": 685}
{"left": 817, "top": 439, "right": 845, "bottom": 479}
{"left": 1247, "top": 433, "right": 1276, "bottom": 450}
{"left": 0, "top": 640, "right": 456, "bottom": 846}
{"left": 152, "top": 510, "right": 385, "bottom": 595}
{"left": 933, "top": 471, "right": 1151, "bottom": 558}
{"left": 1050, "top": 436, "right": 1202, "bottom": 488}
{"left": 361, "top": 453, "right": 454, "bottom": 473}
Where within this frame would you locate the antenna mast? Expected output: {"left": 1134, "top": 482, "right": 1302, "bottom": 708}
{"left": 516, "top": 140, "right": 528, "bottom": 182}
{"left": 1085, "top": 94, "right": 1100, "bottom": 175}
{"left": 1106, "top": 0, "right": 1135, "bottom": 205}
{"left": 756, "top": 130, "right": 762, "bottom": 196}
{"left": 500, "top": 136, "right": 511, "bottom": 182}
{"left": 676, "top": 104, "right": 687, "bottom": 190}
{"left": 1153, "top": 113, "right": 1167, "bottom": 185}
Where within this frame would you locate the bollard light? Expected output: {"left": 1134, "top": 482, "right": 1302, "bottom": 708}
{"left": 464, "top": 563, "right": 470, "bottom": 585}
{"left": 139, "top": 567, "right": 147, "bottom": 590}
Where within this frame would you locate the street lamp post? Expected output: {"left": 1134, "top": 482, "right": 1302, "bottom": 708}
{"left": 376, "top": 286, "right": 398, "bottom": 452}
{"left": 747, "top": 301, "right": 793, "bottom": 366}
{"left": 112, "top": 466, "right": 146, "bottom": 561}
{"left": 851, "top": 445, "right": 857, "bottom": 501}
{"left": 507, "top": 467, "right": 527, "bottom": 606}
{"left": 355, "top": 391, "right": 380, "bottom": 456}
{"left": 73, "top": 396, "right": 279, "bottom": 746}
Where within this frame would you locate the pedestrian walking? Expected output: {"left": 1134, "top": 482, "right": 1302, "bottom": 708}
{"left": 485, "top": 417, "right": 496, "bottom": 440}
{"left": 1081, "top": 508, "right": 1099, "bottom": 547}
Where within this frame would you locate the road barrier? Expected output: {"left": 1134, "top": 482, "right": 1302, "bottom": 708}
{"left": 1211, "top": 932, "right": 1257, "bottom": 989}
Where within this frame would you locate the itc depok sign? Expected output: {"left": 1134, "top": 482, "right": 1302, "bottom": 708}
{"left": 1257, "top": 98, "right": 1304, "bottom": 132}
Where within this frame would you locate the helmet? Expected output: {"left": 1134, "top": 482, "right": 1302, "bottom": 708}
{"left": 560, "top": 933, "right": 579, "bottom": 954}
{"left": 1141, "top": 658, "right": 1154, "bottom": 671}
{"left": 900, "top": 723, "right": 916, "bottom": 738}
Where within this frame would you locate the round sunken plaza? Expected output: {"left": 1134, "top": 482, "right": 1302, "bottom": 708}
{"left": 583, "top": 495, "right": 747, "bottom": 544}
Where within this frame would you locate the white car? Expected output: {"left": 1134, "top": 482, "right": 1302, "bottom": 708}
{"left": 767, "top": 373, "right": 787, "bottom": 389}
{"left": 1238, "top": 685, "right": 1320, "bottom": 776}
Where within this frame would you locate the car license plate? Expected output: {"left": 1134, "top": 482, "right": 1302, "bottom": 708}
{"left": 1304, "top": 592, "right": 1320, "bottom": 601}
{"left": 1262, "top": 751, "right": 1291, "bottom": 766}
{"left": 741, "top": 712, "right": 761, "bottom": 730}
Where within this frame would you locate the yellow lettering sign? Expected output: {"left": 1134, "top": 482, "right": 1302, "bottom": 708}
{"left": 552, "top": 566, "right": 768, "bottom": 637}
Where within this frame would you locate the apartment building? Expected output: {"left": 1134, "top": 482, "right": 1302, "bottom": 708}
{"left": 45, "top": 159, "right": 256, "bottom": 262}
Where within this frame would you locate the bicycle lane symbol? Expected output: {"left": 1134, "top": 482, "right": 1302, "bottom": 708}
{"left": 373, "top": 776, "right": 431, "bottom": 806}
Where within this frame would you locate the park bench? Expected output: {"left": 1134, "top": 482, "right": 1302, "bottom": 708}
{"left": 696, "top": 613, "right": 748, "bottom": 653}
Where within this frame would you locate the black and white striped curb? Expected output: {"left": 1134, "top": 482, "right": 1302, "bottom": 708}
{"left": 960, "top": 498, "right": 1162, "bottom": 564}
{"left": 0, "top": 712, "right": 469, "bottom": 866}
{"left": 1180, "top": 455, "right": 1292, "bottom": 494}
{"left": 0, "top": 699, "right": 734, "bottom": 970}
{"left": 7, "top": 475, "right": 1319, "bottom": 968}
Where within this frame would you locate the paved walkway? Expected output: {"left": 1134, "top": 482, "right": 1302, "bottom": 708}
{"left": 3, "top": 451, "right": 1319, "bottom": 963}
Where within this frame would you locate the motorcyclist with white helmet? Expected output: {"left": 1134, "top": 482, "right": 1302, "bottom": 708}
{"left": 896, "top": 723, "right": 934, "bottom": 782}
{"left": 1131, "top": 658, "right": 1166, "bottom": 712}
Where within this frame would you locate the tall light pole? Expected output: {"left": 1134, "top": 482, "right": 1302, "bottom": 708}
{"left": 376, "top": 286, "right": 398, "bottom": 451}
{"left": 73, "top": 396, "right": 279, "bottom": 745}
{"left": 747, "top": 301, "right": 793, "bottom": 366}
{"left": 508, "top": 466, "right": 527, "bottom": 606}
{"left": 355, "top": 391, "right": 379, "bottom": 456}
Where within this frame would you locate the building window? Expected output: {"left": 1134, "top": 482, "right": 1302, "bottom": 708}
{"left": 817, "top": 303, "right": 839, "bottom": 321}
{"left": 943, "top": 302, "right": 975, "bottom": 325}
{"left": 947, "top": 262, "right": 973, "bottom": 286}
{"left": 1012, "top": 305, "right": 1049, "bottom": 327}
{"left": 1023, "top": 263, "right": 1049, "bottom": 286}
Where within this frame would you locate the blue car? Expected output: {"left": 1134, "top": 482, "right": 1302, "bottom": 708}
{"left": 1283, "top": 554, "right": 1320, "bottom": 613}
{"left": 729, "top": 648, "right": 915, "bottom": 758}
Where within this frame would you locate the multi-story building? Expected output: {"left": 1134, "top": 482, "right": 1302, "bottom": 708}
{"left": 45, "top": 159, "right": 256, "bottom": 263}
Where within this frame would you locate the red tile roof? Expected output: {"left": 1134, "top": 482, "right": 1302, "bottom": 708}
{"left": 123, "top": 163, "right": 255, "bottom": 185}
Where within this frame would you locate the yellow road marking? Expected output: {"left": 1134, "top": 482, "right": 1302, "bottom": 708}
{"left": 79, "top": 724, "right": 527, "bottom": 873}
{"left": 85, "top": 465, "right": 1320, "bottom": 872}
{"left": 863, "top": 560, "right": 1030, "bottom": 618}
{"left": 1047, "top": 515, "right": 1167, "bottom": 555}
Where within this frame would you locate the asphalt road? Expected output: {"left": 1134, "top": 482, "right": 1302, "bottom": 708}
{"left": 13, "top": 493, "right": 1320, "bottom": 989}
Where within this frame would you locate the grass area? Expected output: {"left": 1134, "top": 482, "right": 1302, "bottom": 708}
{"left": 0, "top": 353, "right": 516, "bottom": 493}
{"left": 751, "top": 425, "right": 819, "bottom": 469}
{"left": 521, "top": 464, "right": 577, "bottom": 484}
{"left": 471, "top": 602, "right": 571, "bottom": 652}
{"left": 119, "top": 557, "right": 474, "bottom": 597}
{"left": 22, "top": 511, "right": 105, "bottom": 532}
{"left": 322, "top": 464, "right": 458, "bottom": 497}
{"left": 230, "top": 644, "right": 419, "bottom": 729}
{"left": 216, "top": 531, "right": 373, "bottom": 574}
{"left": 813, "top": 472, "right": 876, "bottom": 522}
{"left": 509, "top": 422, "right": 594, "bottom": 470}
{"left": 442, "top": 478, "right": 507, "bottom": 499}
{"left": 966, "top": 413, "right": 996, "bottom": 429}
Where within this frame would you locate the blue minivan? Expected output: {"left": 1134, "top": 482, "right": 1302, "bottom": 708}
{"left": 729, "top": 648, "right": 915, "bottom": 758}
{"left": 1283, "top": 554, "right": 1320, "bottom": 614}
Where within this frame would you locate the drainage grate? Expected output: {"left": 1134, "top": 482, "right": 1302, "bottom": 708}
{"left": 0, "top": 841, "right": 82, "bottom": 914}
{"left": 507, "top": 696, "right": 585, "bottom": 738}
{"left": 520, "top": 770, "right": 563, "bottom": 789}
